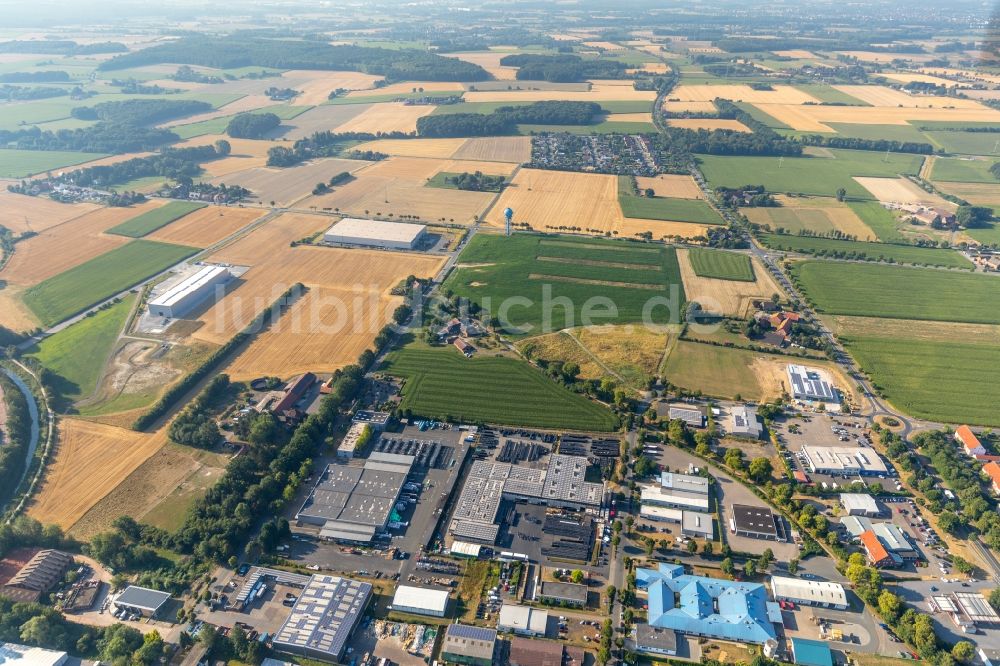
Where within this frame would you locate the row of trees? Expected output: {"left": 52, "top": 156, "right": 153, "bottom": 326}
{"left": 167, "top": 374, "right": 231, "bottom": 448}
{"left": 98, "top": 36, "right": 490, "bottom": 82}
{"left": 72, "top": 98, "right": 212, "bottom": 126}
{"left": 0, "top": 71, "right": 71, "bottom": 82}
{"left": 416, "top": 101, "right": 604, "bottom": 138}
{"left": 0, "top": 85, "right": 70, "bottom": 101}
{"left": 266, "top": 129, "right": 403, "bottom": 167}
{"left": 0, "top": 40, "right": 127, "bottom": 55}
{"left": 0, "top": 372, "right": 31, "bottom": 510}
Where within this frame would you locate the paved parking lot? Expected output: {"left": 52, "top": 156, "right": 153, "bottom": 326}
{"left": 890, "top": 577, "right": 1000, "bottom": 651}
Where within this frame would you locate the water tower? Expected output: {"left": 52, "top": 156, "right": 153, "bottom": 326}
{"left": 503, "top": 207, "right": 514, "bottom": 236}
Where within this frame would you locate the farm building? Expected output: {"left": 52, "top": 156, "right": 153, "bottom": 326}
{"left": 728, "top": 405, "right": 762, "bottom": 439}
{"left": 800, "top": 445, "right": 888, "bottom": 476}
{"left": 0, "top": 643, "right": 68, "bottom": 666}
{"left": 390, "top": 585, "right": 450, "bottom": 617}
{"left": 770, "top": 577, "right": 847, "bottom": 610}
{"left": 272, "top": 575, "right": 372, "bottom": 662}
{"left": 114, "top": 586, "right": 171, "bottom": 618}
{"left": 633, "top": 624, "right": 678, "bottom": 657}
{"left": 147, "top": 265, "right": 231, "bottom": 318}
{"left": 930, "top": 592, "right": 1000, "bottom": 633}
{"left": 786, "top": 365, "right": 837, "bottom": 403}
{"left": 839, "top": 493, "right": 880, "bottom": 516}
{"left": 538, "top": 581, "right": 588, "bottom": 607}
{"left": 637, "top": 563, "right": 782, "bottom": 646}
{"left": 1, "top": 550, "right": 73, "bottom": 603}
{"left": 498, "top": 604, "right": 548, "bottom": 636}
{"left": 956, "top": 425, "right": 987, "bottom": 457}
{"left": 730, "top": 505, "right": 782, "bottom": 541}
{"left": 323, "top": 218, "right": 427, "bottom": 250}
{"left": 441, "top": 624, "right": 497, "bottom": 666}
{"left": 790, "top": 638, "right": 833, "bottom": 666}
{"left": 297, "top": 453, "right": 414, "bottom": 543}
{"left": 272, "top": 372, "right": 317, "bottom": 415}
{"left": 984, "top": 461, "right": 1000, "bottom": 495}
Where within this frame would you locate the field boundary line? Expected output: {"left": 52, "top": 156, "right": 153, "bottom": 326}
{"left": 562, "top": 329, "right": 626, "bottom": 384}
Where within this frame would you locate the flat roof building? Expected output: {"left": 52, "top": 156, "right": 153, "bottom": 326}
{"left": 729, "top": 405, "right": 762, "bottom": 439}
{"left": 114, "top": 586, "right": 171, "bottom": 617}
{"left": 539, "top": 581, "right": 588, "bottom": 607}
{"left": 730, "top": 504, "right": 782, "bottom": 541}
{"left": 787, "top": 365, "right": 837, "bottom": 403}
{"left": 840, "top": 493, "right": 880, "bottom": 516}
{"left": 391, "top": 585, "right": 449, "bottom": 617}
{"left": 801, "top": 445, "right": 888, "bottom": 476}
{"left": 665, "top": 404, "right": 706, "bottom": 428}
{"left": 931, "top": 592, "right": 1000, "bottom": 633}
{"left": 148, "top": 265, "right": 231, "bottom": 319}
{"left": 641, "top": 484, "right": 710, "bottom": 513}
{"left": 498, "top": 603, "right": 548, "bottom": 636}
{"left": 791, "top": 638, "right": 833, "bottom": 666}
{"left": 441, "top": 624, "right": 497, "bottom": 666}
{"left": 272, "top": 575, "right": 372, "bottom": 662}
{"left": 682, "top": 511, "right": 714, "bottom": 539}
{"left": 324, "top": 218, "right": 427, "bottom": 250}
{"left": 640, "top": 505, "right": 683, "bottom": 523}
{"left": 0, "top": 643, "right": 68, "bottom": 666}
{"left": 634, "top": 624, "right": 678, "bottom": 657}
{"left": 770, "top": 576, "right": 847, "bottom": 610}
{"left": 660, "top": 472, "right": 710, "bottom": 495}
{"left": 508, "top": 637, "right": 583, "bottom": 666}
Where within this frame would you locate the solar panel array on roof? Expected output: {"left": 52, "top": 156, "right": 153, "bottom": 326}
{"left": 447, "top": 623, "right": 498, "bottom": 641}
{"left": 273, "top": 575, "right": 372, "bottom": 661}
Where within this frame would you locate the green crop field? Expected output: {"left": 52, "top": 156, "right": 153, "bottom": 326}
{"left": 171, "top": 104, "right": 311, "bottom": 139}
{"left": 795, "top": 85, "right": 872, "bottom": 106}
{"left": 842, "top": 331, "right": 1000, "bottom": 426}
{"left": 107, "top": 201, "right": 206, "bottom": 238}
{"left": 922, "top": 131, "right": 1000, "bottom": 156}
{"left": 26, "top": 296, "right": 135, "bottom": 408}
{"left": 662, "top": 340, "right": 780, "bottom": 401}
{"left": 697, "top": 149, "right": 924, "bottom": 199}
{"left": 444, "top": 233, "right": 685, "bottom": 334}
{"left": 846, "top": 200, "right": 906, "bottom": 242}
{"left": 23, "top": 240, "right": 199, "bottom": 327}
{"left": 732, "top": 102, "right": 792, "bottom": 130}
{"left": 930, "top": 156, "right": 999, "bottom": 183}
{"left": 825, "top": 122, "right": 930, "bottom": 144}
{"left": 618, "top": 181, "right": 724, "bottom": 224}
{"left": 759, "top": 234, "right": 972, "bottom": 268}
{"left": 0, "top": 149, "right": 106, "bottom": 178}
{"left": 790, "top": 260, "right": 1000, "bottom": 324}
{"left": 687, "top": 248, "right": 755, "bottom": 281}
{"left": 380, "top": 343, "right": 617, "bottom": 430}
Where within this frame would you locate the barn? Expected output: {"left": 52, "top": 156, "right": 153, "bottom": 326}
{"left": 323, "top": 218, "right": 427, "bottom": 250}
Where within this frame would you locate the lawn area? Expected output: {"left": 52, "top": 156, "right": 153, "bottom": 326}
{"left": 107, "top": 201, "right": 206, "bottom": 238}
{"left": 518, "top": 120, "right": 656, "bottom": 135}
{"left": 697, "top": 149, "right": 924, "bottom": 199}
{"left": 847, "top": 200, "right": 906, "bottom": 242}
{"left": 26, "top": 296, "right": 134, "bottom": 406}
{"left": 444, "top": 233, "right": 686, "bottom": 334}
{"left": 758, "top": 234, "right": 972, "bottom": 268}
{"left": 380, "top": 343, "right": 618, "bottom": 431}
{"left": 687, "top": 248, "right": 755, "bottom": 281}
{"left": 929, "top": 156, "right": 999, "bottom": 183}
{"left": 790, "top": 260, "right": 1000, "bottom": 324}
{"left": 0, "top": 149, "right": 106, "bottom": 178}
{"left": 618, "top": 178, "right": 723, "bottom": 224}
{"left": 171, "top": 104, "right": 311, "bottom": 139}
{"left": 965, "top": 223, "right": 1000, "bottom": 246}
{"left": 22, "top": 240, "right": 199, "bottom": 327}
{"left": 661, "top": 340, "right": 784, "bottom": 401}
{"left": 841, "top": 328, "right": 1000, "bottom": 426}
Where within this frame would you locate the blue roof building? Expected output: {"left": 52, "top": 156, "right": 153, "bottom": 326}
{"left": 636, "top": 563, "right": 782, "bottom": 645}
{"left": 791, "top": 638, "right": 833, "bottom": 666}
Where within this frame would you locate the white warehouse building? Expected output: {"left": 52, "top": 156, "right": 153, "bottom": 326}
{"left": 148, "top": 265, "right": 231, "bottom": 319}
{"left": 324, "top": 218, "right": 427, "bottom": 250}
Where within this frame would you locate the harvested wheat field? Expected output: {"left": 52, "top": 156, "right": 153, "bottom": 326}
{"left": 28, "top": 419, "right": 167, "bottom": 531}
{"left": 207, "top": 212, "right": 333, "bottom": 268}
{"left": 934, "top": 182, "right": 1000, "bottom": 206}
{"left": 224, "top": 286, "right": 403, "bottom": 380}
{"left": 881, "top": 72, "right": 959, "bottom": 88}
{"left": 333, "top": 102, "right": 434, "bottom": 134}
{"left": 197, "top": 243, "right": 443, "bottom": 358}
{"left": 61, "top": 150, "right": 155, "bottom": 175}
{"left": 676, "top": 249, "right": 782, "bottom": 317}
{"left": 835, "top": 51, "right": 940, "bottom": 64}
{"left": 627, "top": 62, "right": 671, "bottom": 74}
{"left": 273, "top": 104, "right": 372, "bottom": 140}
{"left": 832, "top": 85, "right": 986, "bottom": 108}
{"left": 443, "top": 52, "right": 518, "bottom": 80}
{"left": 282, "top": 69, "right": 382, "bottom": 105}
{"left": 609, "top": 112, "right": 655, "bottom": 123}
{"left": 583, "top": 41, "right": 624, "bottom": 51}
{"left": 147, "top": 206, "right": 267, "bottom": 248}
{"left": 617, "top": 219, "right": 713, "bottom": 241}
{"left": 71, "top": 442, "right": 228, "bottom": 539}
{"left": 211, "top": 157, "right": 370, "bottom": 207}
{"left": 0, "top": 200, "right": 167, "bottom": 286}
{"left": 452, "top": 136, "right": 532, "bottom": 163}
{"left": 751, "top": 103, "right": 1000, "bottom": 132}
{"left": 922, "top": 67, "right": 1000, "bottom": 86}
{"left": 0, "top": 190, "right": 98, "bottom": 234}
{"left": 854, "top": 177, "right": 954, "bottom": 207}
{"left": 161, "top": 94, "right": 276, "bottom": 128}
{"left": 662, "top": 100, "right": 718, "bottom": 113}
{"left": 352, "top": 137, "right": 466, "bottom": 159}
{"left": 464, "top": 83, "right": 656, "bottom": 103}
{"left": 304, "top": 157, "right": 512, "bottom": 225}
{"left": 0, "top": 287, "right": 39, "bottom": 333}
{"left": 635, "top": 174, "right": 704, "bottom": 199}
{"left": 742, "top": 195, "right": 876, "bottom": 240}
{"left": 669, "top": 84, "right": 819, "bottom": 104}
{"left": 667, "top": 118, "right": 750, "bottom": 132}
{"left": 349, "top": 81, "right": 465, "bottom": 97}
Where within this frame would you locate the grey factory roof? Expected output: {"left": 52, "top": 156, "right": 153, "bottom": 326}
{"left": 540, "top": 454, "right": 604, "bottom": 506}
{"left": 682, "top": 511, "right": 714, "bottom": 538}
{"left": 115, "top": 586, "right": 171, "bottom": 613}
{"left": 324, "top": 218, "right": 426, "bottom": 244}
{"left": 443, "top": 623, "right": 497, "bottom": 661}
{"left": 539, "top": 581, "right": 589, "bottom": 605}
{"left": 787, "top": 364, "right": 837, "bottom": 401}
{"left": 148, "top": 265, "right": 229, "bottom": 309}
{"left": 731, "top": 505, "right": 779, "bottom": 537}
{"left": 659, "top": 472, "right": 709, "bottom": 495}
{"left": 297, "top": 455, "right": 414, "bottom": 529}
{"left": 273, "top": 575, "right": 372, "bottom": 660}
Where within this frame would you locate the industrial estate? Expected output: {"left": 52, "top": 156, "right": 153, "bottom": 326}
{"left": 3, "top": 2, "right": 1000, "bottom": 666}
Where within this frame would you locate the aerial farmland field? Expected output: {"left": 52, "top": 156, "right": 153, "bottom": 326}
{"left": 685, "top": 248, "right": 755, "bottom": 280}
{"left": 107, "top": 201, "right": 206, "bottom": 238}
{"left": 759, "top": 234, "right": 972, "bottom": 268}
{"left": 0, "top": 148, "right": 108, "bottom": 178}
{"left": 790, "top": 260, "right": 1000, "bottom": 324}
{"left": 742, "top": 195, "right": 876, "bottom": 240}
